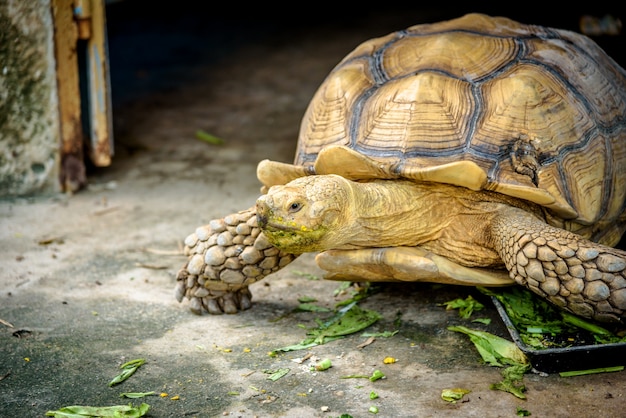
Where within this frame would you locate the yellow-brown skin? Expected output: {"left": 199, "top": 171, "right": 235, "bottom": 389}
{"left": 256, "top": 175, "right": 626, "bottom": 323}
{"left": 257, "top": 174, "right": 539, "bottom": 266}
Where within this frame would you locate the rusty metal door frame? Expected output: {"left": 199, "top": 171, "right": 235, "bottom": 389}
{"left": 51, "top": 0, "right": 113, "bottom": 192}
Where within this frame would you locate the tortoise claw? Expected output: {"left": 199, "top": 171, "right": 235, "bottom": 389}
{"left": 185, "top": 287, "right": 253, "bottom": 315}
{"left": 206, "top": 298, "right": 223, "bottom": 315}
{"left": 218, "top": 291, "right": 239, "bottom": 314}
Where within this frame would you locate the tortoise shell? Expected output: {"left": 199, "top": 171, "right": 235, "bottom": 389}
{"left": 293, "top": 13, "right": 626, "bottom": 246}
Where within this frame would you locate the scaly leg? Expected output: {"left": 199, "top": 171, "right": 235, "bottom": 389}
{"left": 490, "top": 206, "right": 626, "bottom": 323}
{"left": 175, "top": 207, "right": 298, "bottom": 314}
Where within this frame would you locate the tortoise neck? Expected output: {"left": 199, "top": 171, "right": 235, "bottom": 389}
{"left": 342, "top": 179, "right": 543, "bottom": 268}
{"left": 342, "top": 179, "right": 450, "bottom": 248}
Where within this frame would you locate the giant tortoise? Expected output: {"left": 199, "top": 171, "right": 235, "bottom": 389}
{"left": 175, "top": 13, "right": 626, "bottom": 323}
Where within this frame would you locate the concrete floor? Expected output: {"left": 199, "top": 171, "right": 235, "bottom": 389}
{"left": 1, "top": 3, "right": 625, "bottom": 417}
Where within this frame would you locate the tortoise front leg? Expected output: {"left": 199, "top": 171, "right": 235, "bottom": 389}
{"left": 490, "top": 207, "right": 626, "bottom": 323}
{"left": 175, "top": 207, "right": 298, "bottom": 314}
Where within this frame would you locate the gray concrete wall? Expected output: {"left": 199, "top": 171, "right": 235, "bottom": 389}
{"left": 0, "top": 0, "right": 60, "bottom": 197}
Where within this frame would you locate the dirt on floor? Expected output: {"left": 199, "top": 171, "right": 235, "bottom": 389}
{"left": 1, "top": 3, "right": 625, "bottom": 417}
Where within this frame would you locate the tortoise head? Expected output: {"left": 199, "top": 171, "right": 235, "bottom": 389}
{"left": 256, "top": 174, "right": 353, "bottom": 253}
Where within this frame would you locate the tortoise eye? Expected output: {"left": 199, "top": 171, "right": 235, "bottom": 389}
{"left": 288, "top": 202, "right": 302, "bottom": 213}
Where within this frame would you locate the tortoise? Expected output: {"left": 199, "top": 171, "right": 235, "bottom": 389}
{"left": 175, "top": 13, "right": 626, "bottom": 323}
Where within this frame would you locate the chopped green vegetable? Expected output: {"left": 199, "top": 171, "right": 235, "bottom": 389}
{"left": 119, "top": 392, "right": 155, "bottom": 399}
{"left": 269, "top": 340, "right": 329, "bottom": 353}
{"left": 361, "top": 330, "right": 399, "bottom": 338}
{"left": 516, "top": 406, "right": 532, "bottom": 416}
{"left": 314, "top": 358, "right": 332, "bottom": 371}
{"left": 340, "top": 374, "right": 370, "bottom": 379}
{"left": 271, "top": 302, "right": 381, "bottom": 354}
{"left": 560, "top": 312, "right": 613, "bottom": 336}
{"left": 472, "top": 318, "right": 491, "bottom": 325}
{"left": 333, "top": 282, "right": 354, "bottom": 296}
{"left": 369, "top": 391, "right": 379, "bottom": 400}
{"left": 312, "top": 303, "right": 381, "bottom": 343}
{"left": 490, "top": 364, "right": 529, "bottom": 399}
{"left": 45, "top": 403, "right": 149, "bottom": 417}
{"left": 297, "top": 296, "right": 317, "bottom": 303}
{"left": 441, "top": 388, "right": 471, "bottom": 403}
{"left": 525, "top": 327, "right": 544, "bottom": 334}
{"left": 368, "top": 406, "right": 379, "bottom": 414}
{"left": 194, "top": 130, "right": 224, "bottom": 145}
{"left": 264, "top": 368, "right": 290, "bottom": 381}
{"left": 340, "top": 369, "right": 385, "bottom": 381}
{"left": 296, "top": 303, "right": 331, "bottom": 313}
{"left": 369, "top": 370, "right": 385, "bottom": 382}
{"left": 448, "top": 326, "right": 530, "bottom": 399}
{"left": 447, "top": 326, "right": 528, "bottom": 367}
{"left": 334, "top": 282, "right": 379, "bottom": 307}
{"left": 559, "top": 366, "right": 624, "bottom": 377}
{"left": 109, "top": 359, "right": 146, "bottom": 387}
{"left": 480, "top": 287, "right": 626, "bottom": 349}
{"left": 440, "top": 295, "right": 484, "bottom": 319}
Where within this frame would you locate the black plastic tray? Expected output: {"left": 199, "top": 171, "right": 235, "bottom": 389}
{"left": 491, "top": 296, "right": 626, "bottom": 374}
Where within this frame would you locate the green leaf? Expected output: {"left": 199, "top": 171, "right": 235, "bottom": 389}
{"left": 270, "top": 336, "right": 342, "bottom": 354}
{"left": 440, "top": 295, "right": 484, "bottom": 319}
{"left": 491, "top": 364, "right": 530, "bottom": 399}
{"left": 118, "top": 392, "right": 155, "bottom": 399}
{"left": 310, "top": 302, "right": 381, "bottom": 344}
{"left": 333, "top": 281, "right": 353, "bottom": 296}
{"left": 448, "top": 325, "right": 530, "bottom": 399}
{"left": 270, "top": 302, "right": 381, "bottom": 354}
{"left": 448, "top": 326, "right": 528, "bottom": 367}
{"left": 45, "top": 403, "right": 150, "bottom": 417}
{"left": 264, "top": 368, "right": 290, "bottom": 381}
{"left": 109, "top": 359, "right": 145, "bottom": 387}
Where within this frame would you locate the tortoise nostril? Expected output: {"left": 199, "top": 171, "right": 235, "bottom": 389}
{"left": 256, "top": 213, "right": 268, "bottom": 227}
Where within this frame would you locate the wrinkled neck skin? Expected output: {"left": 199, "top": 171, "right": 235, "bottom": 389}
{"left": 335, "top": 179, "right": 433, "bottom": 247}
{"left": 335, "top": 178, "right": 544, "bottom": 267}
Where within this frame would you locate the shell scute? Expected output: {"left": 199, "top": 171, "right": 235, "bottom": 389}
{"left": 357, "top": 72, "right": 473, "bottom": 154}
{"left": 380, "top": 32, "right": 519, "bottom": 81}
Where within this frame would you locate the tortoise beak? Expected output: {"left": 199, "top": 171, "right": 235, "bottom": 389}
{"left": 256, "top": 196, "right": 294, "bottom": 232}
